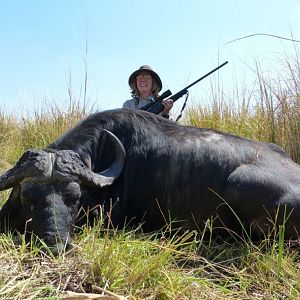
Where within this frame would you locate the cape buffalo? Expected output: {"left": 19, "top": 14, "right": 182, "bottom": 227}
{"left": 0, "top": 108, "right": 300, "bottom": 254}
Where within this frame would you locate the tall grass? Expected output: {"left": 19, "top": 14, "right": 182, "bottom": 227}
{"left": 0, "top": 49, "right": 299, "bottom": 299}
{"left": 0, "top": 101, "right": 87, "bottom": 169}
{"left": 185, "top": 53, "right": 300, "bottom": 163}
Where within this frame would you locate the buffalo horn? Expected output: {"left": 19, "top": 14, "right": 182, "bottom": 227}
{"left": 79, "top": 129, "right": 126, "bottom": 187}
{"left": 0, "top": 164, "right": 24, "bottom": 190}
{"left": 0, "top": 150, "right": 52, "bottom": 190}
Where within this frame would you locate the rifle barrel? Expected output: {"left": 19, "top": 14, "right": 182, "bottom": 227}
{"left": 185, "top": 61, "right": 228, "bottom": 90}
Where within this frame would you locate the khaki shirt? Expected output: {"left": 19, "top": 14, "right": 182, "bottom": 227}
{"left": 122, "top": 96, "right": 169, "bottom": 118}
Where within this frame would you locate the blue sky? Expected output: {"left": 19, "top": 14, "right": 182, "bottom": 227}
{"left": 0, "top": 0, "right": 299, "bottom": 115}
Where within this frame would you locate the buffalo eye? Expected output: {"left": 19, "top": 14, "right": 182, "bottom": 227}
{"left": 62, "top": 182, "right": 81, "bottom": 205}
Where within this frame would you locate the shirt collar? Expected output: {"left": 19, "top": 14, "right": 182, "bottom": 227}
{"left": 139, "top": 95, "right": 155, "bottom": 102}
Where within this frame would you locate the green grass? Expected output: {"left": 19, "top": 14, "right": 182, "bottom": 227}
{"left": 0, "top": 50, "right": 299, "bottom": 299}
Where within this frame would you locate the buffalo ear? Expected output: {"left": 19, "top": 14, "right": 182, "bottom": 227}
{"left": 8, "top": 185, "right": 22, "bottom": 206}
{"left": 1, "top": 185, "right": 21, "bottom": 211}
{"left": 0, "top": 186, "right": 26, "bottom": 233}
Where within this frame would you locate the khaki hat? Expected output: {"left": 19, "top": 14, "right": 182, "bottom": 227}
{"left": 128, "top": 65, "right": 162, "bottom": 92}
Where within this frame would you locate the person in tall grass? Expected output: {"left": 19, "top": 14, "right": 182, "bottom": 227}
{"left": 123, "top": 65, "right": 173, "bottom": 119}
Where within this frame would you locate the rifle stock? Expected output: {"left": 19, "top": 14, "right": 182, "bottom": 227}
{"left": 140, "top": 90, "right": 172, "bottom": 111}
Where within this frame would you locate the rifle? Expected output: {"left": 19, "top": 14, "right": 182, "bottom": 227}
{"left": 140, "top": 61, "right": 228, "bottom": 114}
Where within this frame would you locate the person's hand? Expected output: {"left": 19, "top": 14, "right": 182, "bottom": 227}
{"left": 162, "top": 98, "right": 173, "bottom": 114}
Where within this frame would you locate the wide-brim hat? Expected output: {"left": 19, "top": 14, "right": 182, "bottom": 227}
{"left": 128, "top": 65, "right": 162, "bottom": 92}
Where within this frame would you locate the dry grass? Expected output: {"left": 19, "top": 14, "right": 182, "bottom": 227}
{"left": 184, "top": 52, "right": 300, "bottom": 163}
{"left": 1, "top": 226, "right": 300, "bottom": 299}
